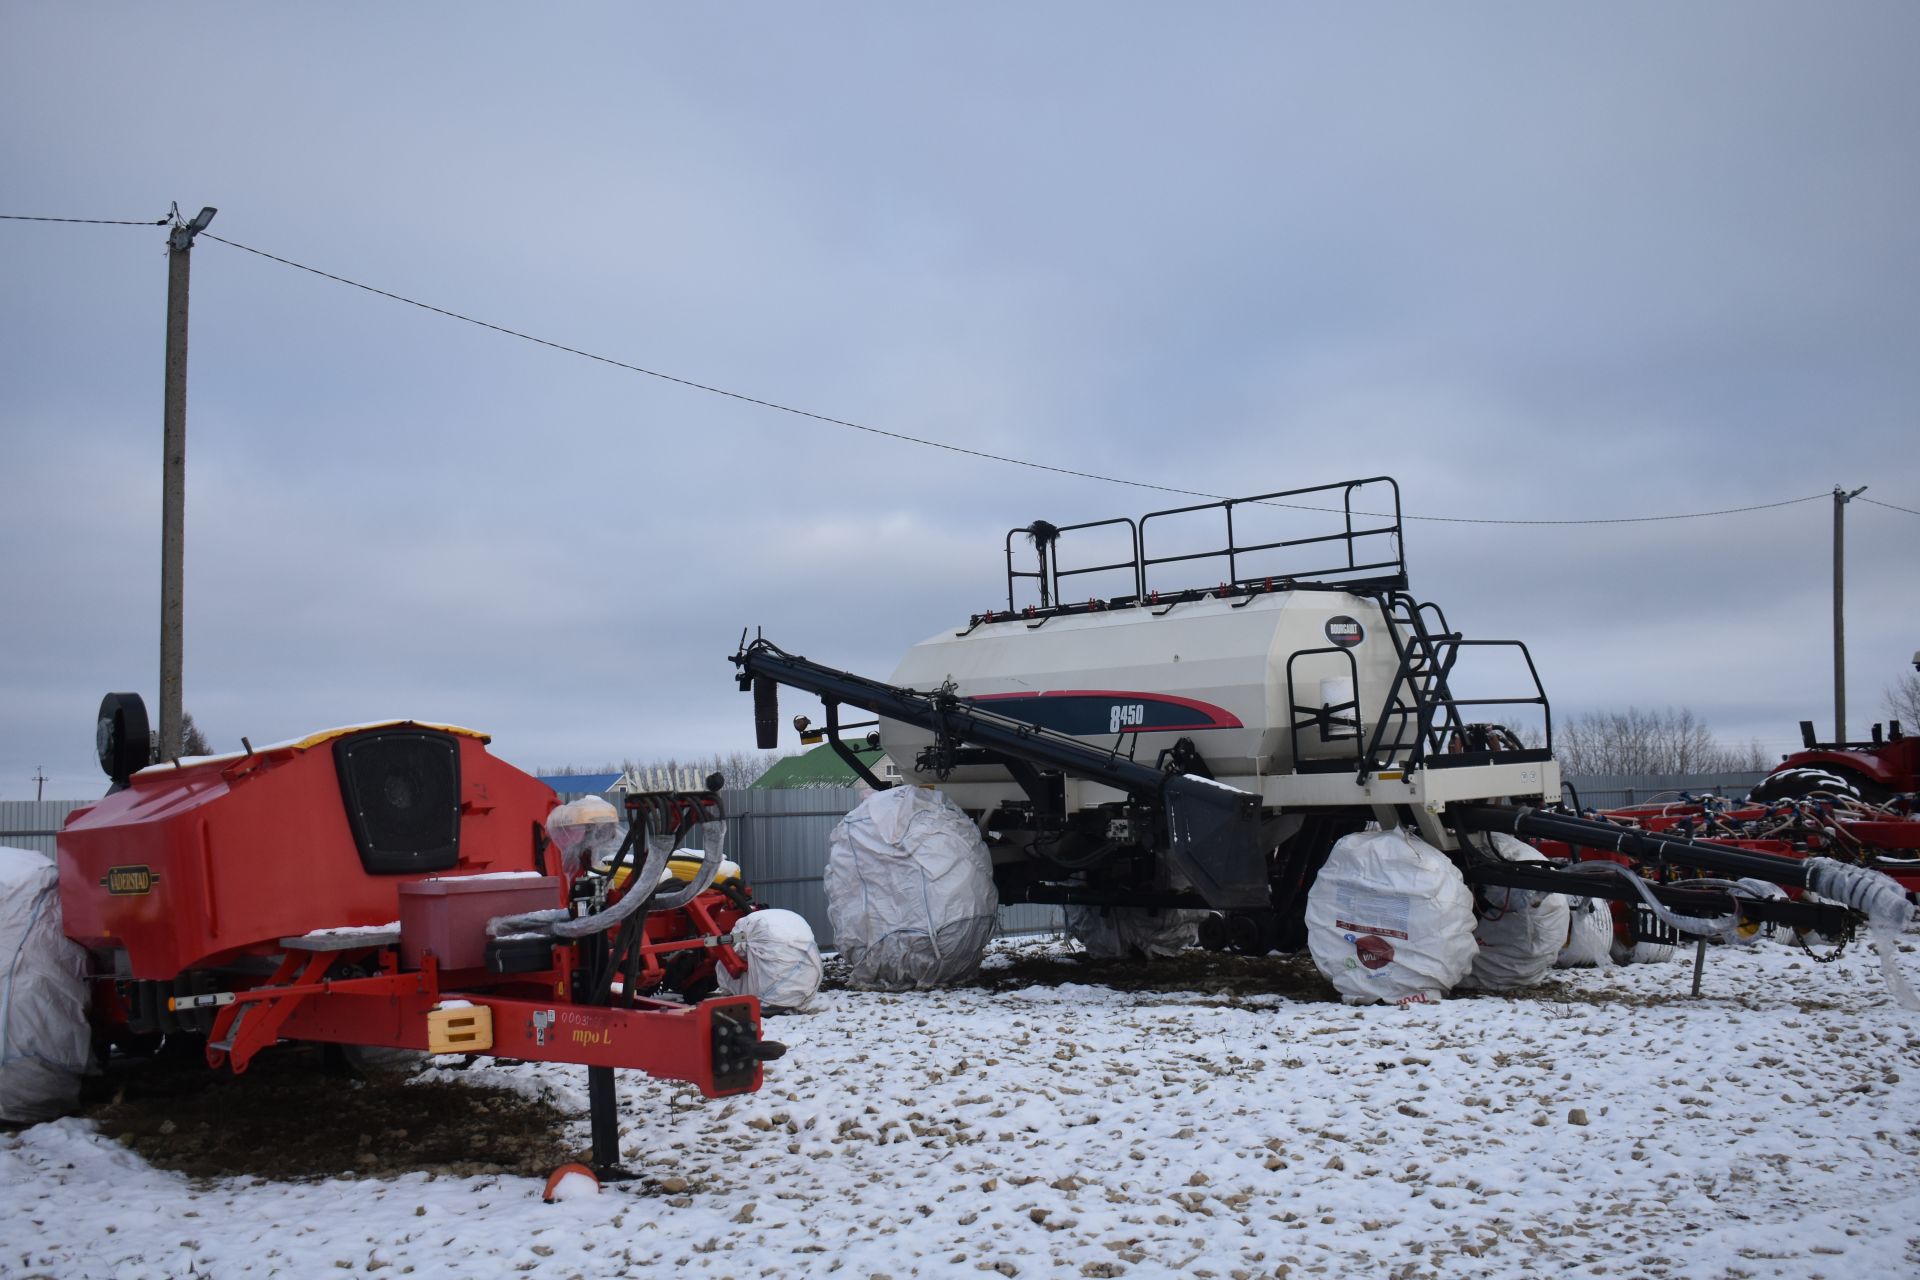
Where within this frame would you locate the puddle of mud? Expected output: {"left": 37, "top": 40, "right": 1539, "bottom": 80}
{"left": 975, "top": 946, "right": 1343, "bottom": 1002}
{"left": 820, "top": 939, "right": 1344, "bottom": 1004}
{"left": 82, "top": 1044, "right": 578, "bottom": 1182}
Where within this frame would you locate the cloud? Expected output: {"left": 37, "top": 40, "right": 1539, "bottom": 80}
{"left": 4, "top": 5, "right": 1917, "bottom": 798}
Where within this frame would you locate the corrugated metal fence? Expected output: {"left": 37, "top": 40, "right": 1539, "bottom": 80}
{"left": 0, "top": 800, "right": 89, "bottom": 859}
{"left": 1564, "top": 771, "right": 1769, "bottom": 811}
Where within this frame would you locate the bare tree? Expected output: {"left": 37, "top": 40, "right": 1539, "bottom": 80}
{"left": 541, "top": 749, "right": 790, "bottom": 790}
{"left": 1555, "top": 706, "right": 1768, "bottom": 777}
{"left": 1888, "top": 671, "right": 1920, "bottom": 730}
{"left": 150, "top": 710, "right": 213, "bottom": 762}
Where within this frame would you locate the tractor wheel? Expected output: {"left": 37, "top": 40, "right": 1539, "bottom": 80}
{"left": 1748, "top": 767, "right": 1869, "bottom": 804}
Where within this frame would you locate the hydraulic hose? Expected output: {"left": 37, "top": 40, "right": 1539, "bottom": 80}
{"left": 490, "top": 830, "right": 675, "bottom": 941}
{"left": 649, "top": 840, "right": 725, "bottom": 912}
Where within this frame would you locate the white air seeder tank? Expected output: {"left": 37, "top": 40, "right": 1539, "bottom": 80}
{"left": 732, "top": 476, "right": 1920, "bottom": 1004}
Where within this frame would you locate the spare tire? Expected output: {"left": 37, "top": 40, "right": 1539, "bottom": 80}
{"left": 96, "top": 692, "right": 151, "bottom": 790}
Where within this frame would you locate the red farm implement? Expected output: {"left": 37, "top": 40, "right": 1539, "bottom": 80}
{"left": 59, "top": 695, "right": 784, "bottom": 1176}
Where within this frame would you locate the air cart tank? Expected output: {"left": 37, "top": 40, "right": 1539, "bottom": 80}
{"left": 882, "top": 587, "right": 1411, "bottom": 786}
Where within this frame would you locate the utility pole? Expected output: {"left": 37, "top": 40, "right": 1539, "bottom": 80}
{"left": 159, "top": 204, "right": 216, "bottom": 762}
{"left": 1832, "top": 483, "right": 1867, "bottom": 746}
{"left": 34, "top": 767, "right": 48, "bottom": 802}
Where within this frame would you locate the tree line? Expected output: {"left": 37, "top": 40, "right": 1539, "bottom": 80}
{"left": 539, "top": 749, "right": 790, "bottom": 791}
{"left": 1548, "top": 706, "right": 1770, "bottom": 777}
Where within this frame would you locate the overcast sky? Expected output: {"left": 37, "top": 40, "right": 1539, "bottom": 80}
{"left": 4, "top": 5, "right": 1916, "bottom": 799}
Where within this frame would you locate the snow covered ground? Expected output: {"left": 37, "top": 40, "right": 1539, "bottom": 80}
{"left": 5, "top": 937, "right": 1920, "bottom": 1280}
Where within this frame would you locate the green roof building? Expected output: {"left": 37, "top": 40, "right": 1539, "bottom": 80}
{"left": 750, "top": 742, "right": 899, "bottom": 789}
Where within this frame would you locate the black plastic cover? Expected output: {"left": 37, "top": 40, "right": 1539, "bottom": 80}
{"left": 1161, "top": 774, "right": 1269, "bottom": 909}
{"left": 333, "top": 729, "right": 461, "bottom": 875}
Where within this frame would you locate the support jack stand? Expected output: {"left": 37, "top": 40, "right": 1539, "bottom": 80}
{"left": 587, "top": 1065, "right": 639, "bottom": 1181}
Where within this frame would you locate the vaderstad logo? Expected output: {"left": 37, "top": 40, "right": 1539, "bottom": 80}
{"left": 1324, "top": 615, "right": 1365, "bottom": 648}
{"left": 100, "top": 865, "right": 158, "bottom": 895}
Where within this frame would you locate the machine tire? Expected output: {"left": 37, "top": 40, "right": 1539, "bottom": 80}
{"left": 96, "top": 692, "right": 151, "bottom": 788}
{"left": 1748, "top": 767, "right": 1869, "bottom": 804}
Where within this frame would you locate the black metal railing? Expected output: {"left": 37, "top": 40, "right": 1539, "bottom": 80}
{"left": 1003, "top": 516, "right": 1141, "bottom": 613}
{"left": 1280, "top": 593, "right": 1552, "bottom": 781}
{"left": 998, "top": 477, "right": 1407, "bottom": 618}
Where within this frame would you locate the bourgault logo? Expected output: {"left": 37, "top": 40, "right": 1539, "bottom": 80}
{"left": 1325, "top": 615, "right": 1365, "bottom": 648}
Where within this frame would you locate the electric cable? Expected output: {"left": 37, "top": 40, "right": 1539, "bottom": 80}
{"left": 1861, "top": 497, "right": 1920, "bottom": 518}
{"left": 0, "top": 213, "right": 170, "bottom": 226}
{"left": 8, "top": 217, "right": 1902, "bottom": 526}
{"left": 201, "top": 235, "right": 1853, "bottom": 527}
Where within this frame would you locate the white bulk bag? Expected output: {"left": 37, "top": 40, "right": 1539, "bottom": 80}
{"left": 1463, "top": 833, "right": 1570, "bottom": 991}
{"left": 1555, "top": 896, "right": 1615, "bottom": 969}
{"left": 1304, "top": 829, "right": 1476, "bottom": 1005}
{"left": 826, "top": 787, "right": 998, "bottom": 990}
{"left": 1, "top": 847, "right": 92, "bottom": 1123}
{"left": 716, "top": 908, "right": 824, "bottom": 1011}
{"left": 1065, "top": 906, "right": 1200, "bottom": 959}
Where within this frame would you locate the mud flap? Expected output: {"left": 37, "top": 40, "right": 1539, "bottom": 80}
{"left": 1162, "top": 775, "right": 1269, "bottom": 909}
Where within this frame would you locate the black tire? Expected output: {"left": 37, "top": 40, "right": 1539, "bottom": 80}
{"left": 1748, "top": 767, "right": 1865, "bottom": 804}
{"left": 96, "top": 692, "right": 151, "bottom": 788}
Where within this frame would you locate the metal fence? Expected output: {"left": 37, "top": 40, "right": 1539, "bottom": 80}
{"left": 1562, "top": 771, "right": 1770, "bottom": 811}
{"left": 0, "top": 799, "right": 90, "bottom": 860}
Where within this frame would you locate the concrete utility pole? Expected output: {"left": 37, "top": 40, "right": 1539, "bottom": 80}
{"left": 1832, "top": 483, "right": 1867, "bottom": 746}
{"left": 159, "top": 204, "right": 216, "bottom": 762}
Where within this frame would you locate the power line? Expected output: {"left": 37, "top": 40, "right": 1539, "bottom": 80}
{"left": 200, "top": 233, "right": 1223, "bottom": 502}
{"left": 1860, "top": 496, "right": 1920, "bottom": 518}
{"left": 5, "top": 214, "right": 1905, "bottom": 525}
{"left": 0, "top": 227, "right": 1841, "bottom": 529}
{"left": 1398, "top": 492, "right": 1828, "bottom": 526}
{"left": 1, "top": 212, "right": 170, "bottom": 226}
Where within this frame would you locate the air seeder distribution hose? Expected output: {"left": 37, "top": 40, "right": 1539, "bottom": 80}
{"left": 1804, "top": 856, "right": 1920, "bottom": 1011}
{"left": 490, "top": 828, "right": 677, "bottom": 941}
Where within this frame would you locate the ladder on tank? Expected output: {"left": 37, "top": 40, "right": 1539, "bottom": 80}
{"left": 1349, "top": 592, "right": 1552, "bottom": 782}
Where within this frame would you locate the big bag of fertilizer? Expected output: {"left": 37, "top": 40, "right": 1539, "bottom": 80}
{"left": 1461, "top": 833, "right": 1569, "bottom": 991}
{"left": 825, "top": 787, "right": 998, "bottom": 990}
{"left": 1, "top": 847, "right": 93, "bottom": 1123}
{"left": 1304, "top": 829, "right": 1476, "bottom": 1005}
{"left": 1555, "top": 895, "right": 1615, "bottom": 968}
{"left": 1065, "top": 905, "right": 1201, "bottom": 959}
{"left": 716, "top": 908, "right": 824, "bottom": 1011}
